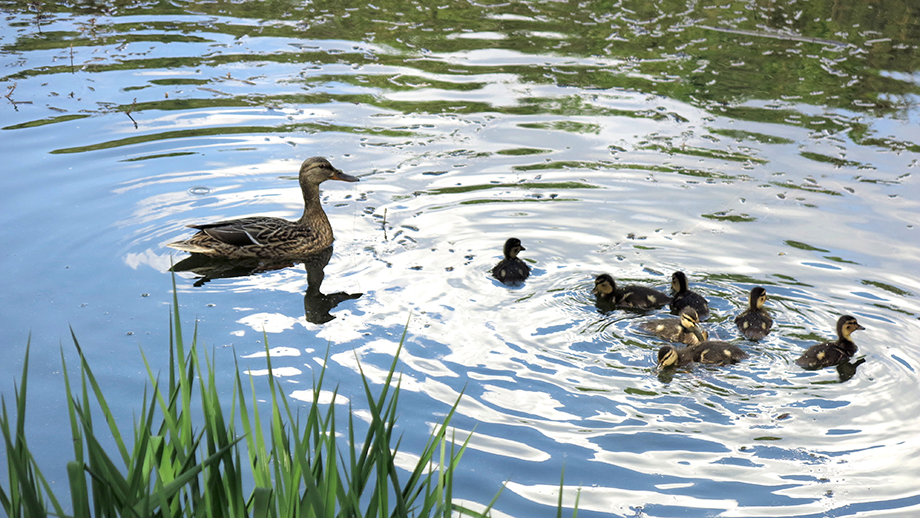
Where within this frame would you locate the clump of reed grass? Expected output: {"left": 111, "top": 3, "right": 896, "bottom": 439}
{"left": 0, "top": 276, "right": 493, "bottom": 518}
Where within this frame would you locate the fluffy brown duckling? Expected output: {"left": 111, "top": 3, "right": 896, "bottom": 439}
{"left": 639, "top": 306, "right": 707, "bottom": 345}
{"left": 492, "top": 238, "right": 530, "bottom": 285}
{"left": 168, "top": 157, "right": 359, "bottom": 259}
{"left": 795, "top": 315, "right": 865, "bottom": 370}
{"left": 734, "top": 286, "right": 773, "bottom": 341}
{"left": 657, "top": 341, "right": 748, "bottom": 369}
{"left": 593, "top": 273, "right": 671, "bottom": 310}
{"left": 670, "top": 271, "right": 710, "bottom": 321}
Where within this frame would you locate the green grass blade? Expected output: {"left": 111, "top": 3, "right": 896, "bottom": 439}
{"left": 557, "top": 465, "right": 565, "bottom": 518}
{"left": 60, "top": 347, "right": 90, "bottom": 518}
{"left": 251, "top": 486, "right": 272, "bottom": 518}
{"left": 131, "top": 436, "right": 242, "bottom": 516}
{"left": 69, "top": 327, "right": 132, "bottom": 467}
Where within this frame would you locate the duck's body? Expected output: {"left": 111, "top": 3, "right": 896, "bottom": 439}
{"left": 735, "top": 286, "right": 773, "bottom": 341}
{"left": 639, "top": 306, "right": 706, "bottom": 345}
{"left": 593, "top": 274, "right": 671, "bottom": 310}
{"left": 168, "top": 157, "right": 359, "bottom": 259}
{"left": 670, "top": 271, "right": 710, "bottom": 320}
{"left": 795, "top": 315, "right": 865, "bottom": 370}
{"left": 657, "top": 341, "right": 748, "bottom": 369}
{"left": 492, "top": 238, "right": 530, "bottom": 285}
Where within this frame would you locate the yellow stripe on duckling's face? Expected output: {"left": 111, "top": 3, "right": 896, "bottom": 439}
{"left": 657, "top": 347, "right": 679, "bottom": 368}
{"left": 841, "top": 319, "right": 865, "bottom": 339}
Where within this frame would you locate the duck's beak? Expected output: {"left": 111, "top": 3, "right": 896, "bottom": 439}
{"left": 856, "top": 323, "right": 866, "bottom": 330}
{"left": 332, "top": 169, "right": 360, "bottom": 182}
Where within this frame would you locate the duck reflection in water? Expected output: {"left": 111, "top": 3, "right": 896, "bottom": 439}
{"left": 171, "top": 246, "right": 361, "bottom": 324}
{"left": 835, "top": 357, "right": 866, "bottom": 383}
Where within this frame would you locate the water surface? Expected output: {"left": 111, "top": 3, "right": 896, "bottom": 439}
{"left": 2, "top": 1, "right": 919, "bottom": 516}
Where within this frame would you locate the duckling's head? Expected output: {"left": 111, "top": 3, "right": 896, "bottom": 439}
{"left": 837, "top": 315, "right": 865, "bottom": 341}
{"left": 593, "top": 274, "right": 616, "bottom": 299}
{"left": 679, "top": 306, "right": 700, "bottom": 328}
{"left": 502, "top": 238, "right": 525, "bottom": 259}
{"left": 657, "top": 345, "right": 679, "bottom": 369}
{"left": 671, "top": 271, "right": 688, "bottom": 294}
{"left": 750, "top": 287, "right": 768, "bottom": 310}
{"left": 678, "top": 306, "right": 706, "bottom": 341}
{"left": 299, "top": 156, "right": 360, "bottom": 187}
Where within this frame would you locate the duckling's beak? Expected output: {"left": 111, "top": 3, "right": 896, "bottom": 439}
{"left": 856, "top": 323, "right": 866, "bottom": 330}
{"left": 331, "top": 169, "right": 360, "bottom": 182}
{"left": 656, "top": 350, "right": 674, "bottom": 371}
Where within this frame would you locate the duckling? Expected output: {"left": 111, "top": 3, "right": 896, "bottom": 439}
{"left": 795, "top": 315, "right": 865, "bottom": 370}
{"left": 657, "top": 341, "right": 748, "bottom": 369}
{"left": 492, "top": 238, "right": 530, "bottom": 285}
{"left": 734, "top": 286, "right": 773, "bottom": 341}
{"left": 593, "top": 273, "right": 671, "bottom": 310}
{"left": 168, "top": 157, "right": 359, "bottom": 259}
{"left": 669, "top": 271, "right": 710, "bottom": 321}
{"left": 639, "top": 306, "right": 707, "bottom": 345}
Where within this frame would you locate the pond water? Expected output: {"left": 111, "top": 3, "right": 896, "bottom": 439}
{"left": 2, "top": 0, "right": 920, "bottom": 516}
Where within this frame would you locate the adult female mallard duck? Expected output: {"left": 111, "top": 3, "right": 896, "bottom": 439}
{"left": 657, "top": 341, "right": 748, "bottom": 369}
{"left": 492, "top": 238, "right": 530, "bottom": 285}
{"left": 795, "top": 315, "right": 865, "bottom": 370}
{"left": 734, "top": 286, "right": 773, "bottom": 341}
{"left": 639, "top": 306, "right": 707, "bottom": 345}
{"left": 670, "top": 271, "right": 710, "bottom": 320}
{"left": 593, "top": 273, "right": 671, "bottom": 310}
{"left": 168, "top": 157, "right": 359, "bottom": 259}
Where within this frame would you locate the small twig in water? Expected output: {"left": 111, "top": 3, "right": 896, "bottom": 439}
{"left": 382, "top": 208, "right": 388, "bottom": 241}
{"left": 4, "top": 83, "right": 32, "bottom": 111}
{"left": 31, "top": 1, "right": 44, "bottom": 35}
{"left": 125, "top": 97, "right": 138, "bottom": 129}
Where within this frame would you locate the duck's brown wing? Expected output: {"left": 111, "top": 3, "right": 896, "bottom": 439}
{"left": 191, "top": 217, "right": 311, "bottom": 247}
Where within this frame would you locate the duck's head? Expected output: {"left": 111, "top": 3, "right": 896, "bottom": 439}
{"left": 679, "top": 306, "right": 706, "bottom": 341}
{"left": 836, "top": 315, "right": 865, "bottom": 341}
{"left": 671, "top": 271, "right": 688, "bottom": 294}
{"left": 750, "top": 286, "right": 768, "bottom": 310}
{"left": 502, "top": 237, "right": 525, "bottom": 259}
{"left": 657, "top": 345, "right": 679, "bottom": 369}
{"left": 593, "top": 274, "right": 616, "bottom": 299}
{"left": 299, "top": 157, "right": 360, "bottom": 186}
